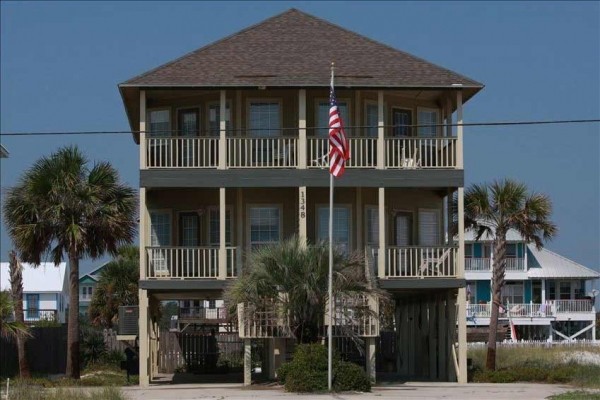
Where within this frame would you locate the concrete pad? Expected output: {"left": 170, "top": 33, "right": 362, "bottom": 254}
{"left": 121, "top": 382, "right": 574, "bottom": 400}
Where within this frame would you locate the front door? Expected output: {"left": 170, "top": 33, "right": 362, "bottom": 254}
{"left": 177, "top": 109, "right": 199, "bottom": 166}
{"left": 179, "top": 212, "right": 200, "bottom": 276}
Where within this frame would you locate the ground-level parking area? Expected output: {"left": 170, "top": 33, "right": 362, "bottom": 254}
{"left": 121, "top": 382, "right": 576, "bottom": 400}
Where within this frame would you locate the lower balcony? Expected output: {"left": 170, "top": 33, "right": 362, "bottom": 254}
{"left": 145, "top": 246, "right": 240, "bottom": 279}
{"left": 465, "top": 257, "right": 525, "bottom": 272}
{"left": 370, "top": 246, "right": 458, "bottom": 278}
{"left": 467, "top": 300, "right": 595, "bottom": 320}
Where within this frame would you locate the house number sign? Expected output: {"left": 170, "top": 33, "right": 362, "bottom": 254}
{"left": 299, "top": 190, "right": 306, "bottom": 219}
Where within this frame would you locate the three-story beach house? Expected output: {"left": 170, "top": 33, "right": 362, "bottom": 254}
{"left": 118, "top": 9, "right": 484, "bottom": 386}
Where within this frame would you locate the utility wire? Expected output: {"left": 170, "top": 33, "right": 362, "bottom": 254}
{"left": 0, "top": 118, "right": 599, "bottom": 137}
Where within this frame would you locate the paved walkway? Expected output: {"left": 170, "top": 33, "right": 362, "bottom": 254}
{"left": 121, "top": 382, "right": 574, "bottom": 399}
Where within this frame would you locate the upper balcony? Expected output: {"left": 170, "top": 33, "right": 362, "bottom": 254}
{"left": 144, "top": 133, "right": 458, "bottom": 170}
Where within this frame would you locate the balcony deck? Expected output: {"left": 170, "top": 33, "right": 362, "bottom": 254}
{"left": 145, "top": 135, "right": 458, "bottom": 170}
{"left": 467, "top": 300, "right": 595, "bottom": 325}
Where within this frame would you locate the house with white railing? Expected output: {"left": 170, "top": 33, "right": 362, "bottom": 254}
{"left": 465, "top": 229, "right": 599, "bottom": 342}
{"left": 118, "top": 9, "right": 484, "bottom": 386}
{"left": 0, "top": 262, "right": 69, "bottom": 324}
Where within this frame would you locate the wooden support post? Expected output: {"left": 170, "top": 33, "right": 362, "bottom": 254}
{"left": 219, "top": 90, "right": 227, "bottom": 170}
{"left": 377, "top": 91, "right": 385, "bottom": 169}
{"left": 139, "top": 90, "right": 147, "bottom": 169}
{"left": 457, "top": 287, "right": 467, "bottom": 383}
{"left": 378, "top": 187, "right": 385, "bottom": 279}
{"left": 447, "top": 290, "right": 457, "bottom": 382}
{"left": 298, "top": 89, "right": 307, "bottom": 169}
{"left": 138, "top": 289, "right": 149, "bottom": 387}
{"left": 218, "top": 187, "right": 226, "bottom": 279}
{"left": 236, "top": 188, "right": 243, "bottom": 275}
{"left": 456, "top": 90, "right": 463, "bottom": 169}
{"left": 366, "top": 337, "right": 376, "bottom": 383}
{"left": 299, "top": 186, "right": 307, "bottom": 246}
{"left": 356, "top": 188, "right": 363, "bottom": 251}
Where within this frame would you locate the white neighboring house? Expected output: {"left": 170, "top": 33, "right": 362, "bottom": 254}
{"left": 0, "top": 262, "right": 69, "bottom": 324}
{"left": 464, "top": 228, "right": 599, "bottom": 342}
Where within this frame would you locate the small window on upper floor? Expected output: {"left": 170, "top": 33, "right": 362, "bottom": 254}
{"left": 148, "top": 110, "right": 171, "bottom": 137}
{"left": 465, "top": 243, "right": 473, "bottom": 258}
{"left": 417, "top": 108, "right": 439, "bottom": 137}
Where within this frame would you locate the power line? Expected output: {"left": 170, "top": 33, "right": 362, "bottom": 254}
{"left": 0, "top": 118, "right": 599, "bottom": 137}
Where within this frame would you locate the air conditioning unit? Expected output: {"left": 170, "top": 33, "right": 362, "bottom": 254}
{"left": 118, "top": 305, "right": 139, "bottom": 335}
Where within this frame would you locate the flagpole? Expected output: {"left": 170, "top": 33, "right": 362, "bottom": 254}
{"left": 328, "top": 62, "right": 335, "bottom": 392}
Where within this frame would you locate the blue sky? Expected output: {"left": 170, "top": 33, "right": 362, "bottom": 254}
{"left": 1, "top": 2, "right": 598, "bottom": 282}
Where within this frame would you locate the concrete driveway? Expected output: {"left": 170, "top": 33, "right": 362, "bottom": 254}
{"left": 121, "top": 382, "right": 574, "bottom": 400}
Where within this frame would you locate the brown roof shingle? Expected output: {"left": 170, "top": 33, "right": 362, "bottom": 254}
{"left": 120, "top": 8, "right": 483, "bottom": 89}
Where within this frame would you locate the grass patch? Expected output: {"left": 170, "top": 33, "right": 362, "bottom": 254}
{"left": 468, "top": 345, "right": 600, "bottom": 388}
{"left": 548, "top": 391, "right": 600, "bottom": 400}
{"left": 2, "top": 385, "right": 127, "bottom": 400}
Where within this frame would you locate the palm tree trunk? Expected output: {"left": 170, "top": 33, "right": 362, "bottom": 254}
{"left": 486, "top": 234, "right": 506, "bottom": 371}
{"left": 9, "top": 251, "right": 31, "bottom": 378}
{"left": 66, "top": 253, "right": 81, "bottom": 379}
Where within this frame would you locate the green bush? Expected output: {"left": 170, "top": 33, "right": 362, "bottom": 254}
{"left": 277, "top": 343, "right": 371, "bottom": 393}
{"left": 333, "top": 361, "right": 371, "bottom": 392}
{"left": 101, "top": 349, "right": 126, "bottom": 366}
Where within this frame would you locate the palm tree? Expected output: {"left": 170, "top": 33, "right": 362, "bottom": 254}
{"left": 2, "top": 146, "right": 137, "bottom": 379}
{"left": 8, "top": 250, "right": 31, "bottom": 378}
{"left": 463, "top": 179, "right": 556, "bottom": 371}
{"left": 225, "top": 236, "right": 385, "bottom": 344}
{"left": 89, "top": 246, "right": 139, "bottom": 328}
{"left": 0, "top": 291, "right": 30, "bottom": 340}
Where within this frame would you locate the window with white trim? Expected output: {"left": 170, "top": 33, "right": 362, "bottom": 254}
{"left": 394, "top": 212, "right": 413, "bottom": 246}
{"left": 392, "top": 108, "right": 412, "bottom": 137}
{"left": 179, "top": 213, "right": 200, "bottom": 246}
{"left": 249, "top": 207, "right": 280, "bottom": 248}
{"left": 417, "top": 109, "right": 438, "bottom": 137}
{"left": 148, "top": 110, "right": 170, "bottom": 137}
{"left": 559, "top": 281, "right": 571, "bottom": 300}
{"left": 249, "top": 102, "right": 280, "bottom": 137}
{"left": 418, "top": 209, "right": 440, "bottom": 246}
{"left": 318, "top": 206, "right": 351, "bottom": 254}
{"left": 501, "top": 282, "right": 524, "bottom": 304}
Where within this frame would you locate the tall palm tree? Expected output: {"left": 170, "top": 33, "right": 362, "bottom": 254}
{"left": 463, "top": 179, "right": 556, "bottom": 371}
{"left": 89, "top": 246, "right": 139, "bottom": 328}
{"left": 3, "top": 146, "right": 137, "bottom": 379}
{"left": 0, "top": 290, "right": 30, "bottom": 340}
{"left": 8, "top": 250, "right": 31, "bottom": 378}
{"left": 225, "top": 236, "right": 385, "bottom": 344}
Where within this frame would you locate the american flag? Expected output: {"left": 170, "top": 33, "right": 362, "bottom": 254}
{"left": 328, "top": 83, "right": 350, "bottom": 177}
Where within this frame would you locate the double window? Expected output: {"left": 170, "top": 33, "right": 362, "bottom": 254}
{"left": 392, "top": 108, "right": 413, "bottom": 137}
{"left": 501, "top": 282, "right": 524, "bottom": 305}
{"left": 418, "top": 209, "right": 440, "bottom": 246}
{"left": 148, "top": 110, "right": 171, "bottom": 137}
{"left": 417, "top": 108, "right": 439, "bottom": 137}
{"left": 249, "top": 102, "right": 280, "bottom": 137}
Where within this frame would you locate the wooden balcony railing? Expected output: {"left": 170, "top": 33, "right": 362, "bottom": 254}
{"left": 237, "top": 300, "right": 292, "bottom": 338}
{"left": 465, "top": 258, "right": 491, "bottom": 271}
{"left": 308, "top": 137, "right": 378, "bottom": 168}
{"left": 551, "top": 299, "right": 594, "bottom": 314}
{"left": 383, "top": 246, "right": 458, "bottom": 278}
{"left": 24, "top": 309, "right": 58, "bottom": 322}
{"left": 328, "top": 295, "right": 379, "bottom": 337}
{"left": 146, "top": 246, "right": 239, "bottom": 279}
{"left": 146, "top": 137, "right": 218, "bottom": 168}
{"left": 385, "top": 137, "right": 457, "bottom": 169}
{"left": 227, "top": 137, "right": 297, "bottom": 168}
{"left": 179, "top": 307, "right": 228, "bottom": 323}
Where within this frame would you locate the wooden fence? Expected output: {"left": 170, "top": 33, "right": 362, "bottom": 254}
{"left": 158, "top": 330, "right": 243, "bottom": 373}
{"left": 0, "top": 325, "right": 67, "bottom": 377}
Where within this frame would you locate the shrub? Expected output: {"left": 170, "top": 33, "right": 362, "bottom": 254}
{"left": 80, "top": 328, "right": 106, "bottom": 366}
{"left": 333, "top": 361, "right": 371, "bottom": 392}
{"left": 101, "top": 349, "right": 126, "bottom": 366}
{"left": 277, "top": 343, "right": 371, "bottom": 393}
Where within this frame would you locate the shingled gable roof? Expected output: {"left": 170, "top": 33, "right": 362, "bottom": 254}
{"left": 121, "top": 8, "right": 482, "bottom": 90}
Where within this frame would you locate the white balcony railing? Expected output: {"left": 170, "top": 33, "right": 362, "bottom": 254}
{"left": 552, "top": 300, "right": 594, "bottom": 314}
{"left": 386, "top": 246, "right": 457, "bottom": 278}
{"left": 146, "top": 246, "right": 218, "bottom": 279}
{"left": 385, "top": 137, "right": 457, "bottom": 169}
{"left": 308, "top": 137, "right": 378, "bottom": 168}
{"left": 227, "top": 137, "right": 297, "bottom": 168}
{"left": 226, "top": 246, "right": 238, "bottom": 278}
{"left": 465, "top": 258, "right": 491, "bottom": 271}
{"left": 146, "top": 137, "right": 219, "bottom": 168}
{"left": 505, "top": 258, "right": 526, "bottom": 271}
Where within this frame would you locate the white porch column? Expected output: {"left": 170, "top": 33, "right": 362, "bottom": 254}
{"left": 356, "top": 188, "right": 363, "bottom": 251}
{"left": 377, "top": 91, "right": 385, "bottom": 169}
{"left": 378, "top": 187, "right": 386, "bottom": 278}
{"left": 139, "top": 90, "right": 147, "bottom": 169}
{"left": 236, "top": 188, "right": 243, "bottom": 275}
{"left": 541, "top": 279, "right": 546, "bottom": 303}
{"left": 218, "top": 187, "right": 227, "bottom": 279}
{"left": 298, "top": 89, "right": 307, "bottom": 169}
{"left": 218, "top": 90, "right": 227, "bottom": 170}
{"left": 244, "top": 339, "right": 252, "bottom": 386}
{"left": 366, "top": 337, "right": 376, "bottom": 383}
{"left": 138, "top": 289, "right": 149, "bottom": 387}
{"left": 456, "top": 90, "right": 463, "bottom": 169}
{"left": 457, "top": 287, "right": 467, "bottom": 384}
{"left": 457, "top": 187, "right": 465, "bottom": 278}
{"left": 299, "top": 186, "right": 307, "bottom": 246}
{"left": 445, "top": 96, "right": 453, "bottom": 138}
